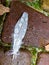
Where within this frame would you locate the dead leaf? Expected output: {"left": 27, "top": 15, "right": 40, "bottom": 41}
{"left": 39, "top": 38, "right": 49, "bottom": 46}
{"left": 0, "top": 4, "right": 10, "bottom": 15}
{"left": 41, "top": 0, "right": 49, "bottom": 11}
{"left": 45, "top": 44, "right": 49, "bottom": 51}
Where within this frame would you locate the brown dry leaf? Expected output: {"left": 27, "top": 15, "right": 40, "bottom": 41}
{"left": 44, "top": 39, "right": 49, "bottom": 51}
{"left": 42, "top": 3, "right": 49, "bottom": 11}
{"left": 45, "top": 44, "right": 49, "bottom": 51}
{"left": 39, "top": 38, "right": 49, "bottom": 51}
{"left": 39, "top": 38, "right": 49, "bottom": 46}
{"left": 0, "top": 4, "right": 10, "bottom": 15}
{"left": 41, "top": 0, "right": 49, "bottom": 11}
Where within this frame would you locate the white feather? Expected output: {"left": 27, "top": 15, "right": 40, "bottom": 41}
{"left": 12, "top": 12, "right": 28, "bottom": 59}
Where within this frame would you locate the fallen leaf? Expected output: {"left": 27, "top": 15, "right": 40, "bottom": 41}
{"left": 0, "top": 4, "right": 10, "bottom": 15}
{"left": 39, "top": 38, "right": 49, "bottom": 47}
{"left": 45, "top": 44, "right": 49, "bottom": 51}
{"left": 41, "top": 0, "right": 49, "bottom": 11}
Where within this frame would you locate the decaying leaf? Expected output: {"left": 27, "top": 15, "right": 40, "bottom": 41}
{"left": 39, "top": 38, "right": 49, "bottom": 47}
{"left": 0, "top": 4, "right": 10, "bottom": 15}
{"left": 45, "top": 44, "right": 49, "bottom": 51}
{"left": 42, "top": 3, "right": 49, "bottom": 11}
{"left": 39, "top": 38, "right": 49, "bottom": 51}
{"left": 41, "top": 0, "right": 49, "bottom": 11}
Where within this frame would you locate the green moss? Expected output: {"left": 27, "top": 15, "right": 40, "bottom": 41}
{"left": 21, "top": 46, "right": 44, "bottom": 65}
{"left": 24, "top": 0, "right": 49, "bottom": 16}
